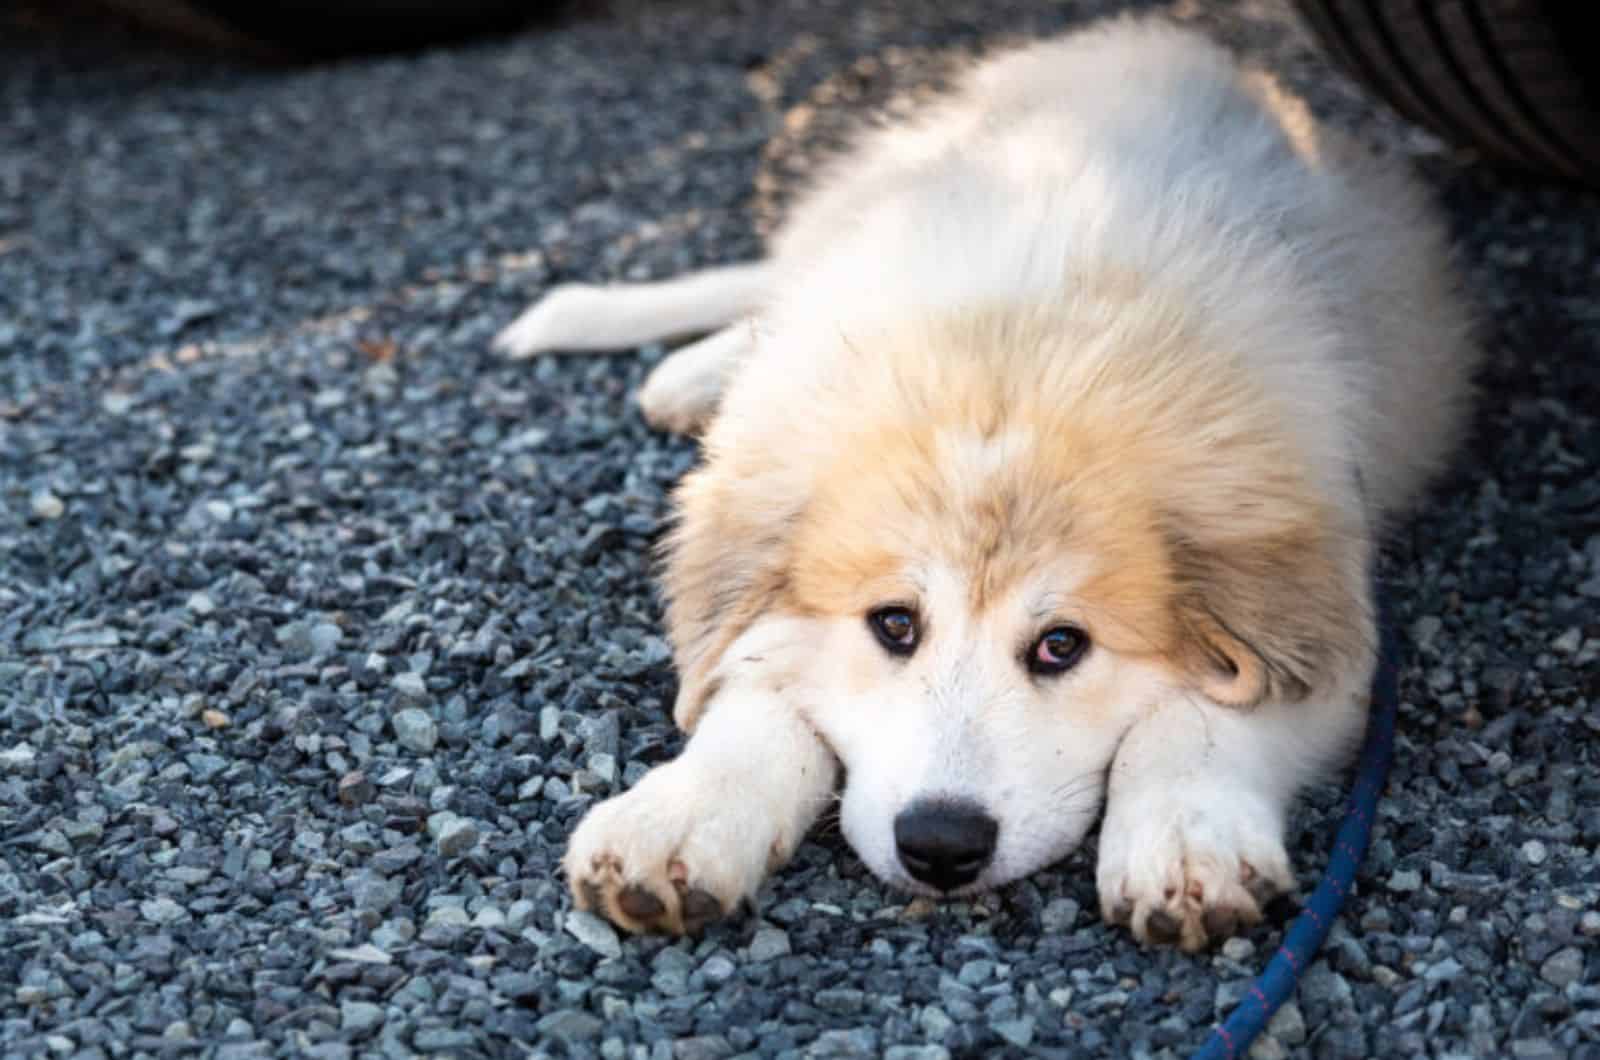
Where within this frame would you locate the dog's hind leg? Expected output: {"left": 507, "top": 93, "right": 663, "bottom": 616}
{"left": 492, "top": 262, "right": 772, "bottom": 358}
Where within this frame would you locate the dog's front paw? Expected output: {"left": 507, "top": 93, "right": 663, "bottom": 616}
{"left": 1095, "top": 785, "right": 1294, "bottom": 951}
{"left": 563, "top": 760, "right": 786, "bottom": 935}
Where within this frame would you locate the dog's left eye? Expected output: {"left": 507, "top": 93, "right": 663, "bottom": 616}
{"left": 1029, "top": 626, "right": 1089, "bottom": 675}
{"left": 868, "top": 607, "right": 919, "bottom": 656}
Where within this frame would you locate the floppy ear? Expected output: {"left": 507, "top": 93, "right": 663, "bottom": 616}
{"left": 658, "top": 459, "right": 803, "bottom": 732}
{"left": 1169, "top": 519, "right": 1371, "bottom": 708}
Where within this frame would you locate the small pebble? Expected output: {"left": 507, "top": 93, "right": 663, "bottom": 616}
{"left": 140, "top": 898, "right": 187, "bottom": 924}
{"left": 1041, "top": 898, "right": 1080, "bottom": 933}
{"left": 1388, "top": 869, "right": 1422, "bottom": 893}
{"left": 393, "top": 672, "right": 428, "bottom": 703}
{"left": 426, "top": 812, "right": 479, "bottom": 856}
{"left": 747, "top": 926, "right": 791, "bottom": 962}
{"left": 992, "top": 1018, "right": 1035, "bottom": 1049}
{"left": 30, "top": 489, "right": 64, "bottom": 519}
{"left": 338, "top": 771, "right": 375, "bottom": 806}
{"left": 1221, "top": 937, "right": 1256, "bottom": 962}
{"left": 340, "top": 1002, "right": 384, "bottom": 1035}
{"left": 1539, "top": 947, "right": 1584, "bottom": 989}
{"left": 307, "top": 622, "right": 343, "bottom": 655}
{"left": 392, "top": 709, "right": 437, "bottom": 753}
{"left": 0, "top": 744, "right": 36, "bottom": 772}
{"left": 1266, "top": 1001, "right": 1305, "bottom": 1045}
{"left": 1248, "top": 1038, "right": 1287, "bottom": 1060}
{"left": 564, "top": 911, "right": 623, "bottom": 959}
{"left": 537, "top": 1010, "right": 603, "bottom": 1044}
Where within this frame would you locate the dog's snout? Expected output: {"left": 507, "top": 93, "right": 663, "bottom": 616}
{"left": 894, "top": 800, "right": 998, "bottom": 891}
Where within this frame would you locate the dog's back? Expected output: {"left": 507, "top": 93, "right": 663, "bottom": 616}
{"left": 770, "top": 17, "right": 1477, "bottom": 520}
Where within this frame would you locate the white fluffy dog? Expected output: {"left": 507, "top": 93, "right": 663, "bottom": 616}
{"left": 496, "top": 17, "right": 1475, "bottom": 949}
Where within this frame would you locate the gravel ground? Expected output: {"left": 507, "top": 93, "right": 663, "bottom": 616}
{"left": 2, "top": 0, "right": 1598, "bottom": 1057}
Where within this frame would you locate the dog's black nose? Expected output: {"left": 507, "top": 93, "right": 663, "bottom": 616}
{"left": 894, "top": 800, "right": 998, "bottom": 891}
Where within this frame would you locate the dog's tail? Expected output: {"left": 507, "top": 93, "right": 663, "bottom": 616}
{"left": 492, "top": 262, "right": 772, "bottom": 358}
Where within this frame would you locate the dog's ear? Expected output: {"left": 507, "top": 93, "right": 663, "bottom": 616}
{"left": 1168, "top": 519, "right": 1370, "bottom": 708}
{"left": 659, "top": 458, "right": 801, "bottom": 731}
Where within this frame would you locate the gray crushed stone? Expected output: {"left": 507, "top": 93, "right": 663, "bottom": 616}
{"left": 2, "top": 0, "right": 1597, "bottom": 1057}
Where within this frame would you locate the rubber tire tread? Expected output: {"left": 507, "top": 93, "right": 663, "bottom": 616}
{"left": 1294, "top": 0, "right": 1600, "bottom": 187}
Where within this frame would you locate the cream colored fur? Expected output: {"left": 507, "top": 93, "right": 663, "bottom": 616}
{"left": 508, "top": 18, "right": 1477, "bottom": 948}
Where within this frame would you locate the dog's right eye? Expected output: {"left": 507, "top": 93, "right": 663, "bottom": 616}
{"left": 868, "top": 607, "right": 919, "bottom": 656}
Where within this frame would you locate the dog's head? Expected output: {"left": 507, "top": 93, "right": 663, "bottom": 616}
{"left": 661, "top": 296, "right": 1368, "bottom": 895}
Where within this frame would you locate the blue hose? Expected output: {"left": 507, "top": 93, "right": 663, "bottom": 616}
{"left": 1192, "top": 595, "right": 1401, "bottom": 1060}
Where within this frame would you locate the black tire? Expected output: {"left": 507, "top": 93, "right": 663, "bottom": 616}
{"left": 1293, "top": 0, "right": 1600, "bottom": 187}
{"left": 107, "top": 0, "right": 571, "bottom": 58}
{"left": 195, "top": 0, "right": 565, "bottom": 56}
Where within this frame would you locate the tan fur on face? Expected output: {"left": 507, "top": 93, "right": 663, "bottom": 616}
{"left": 785, "top": 386, "right": 1178, "bottom": 662}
